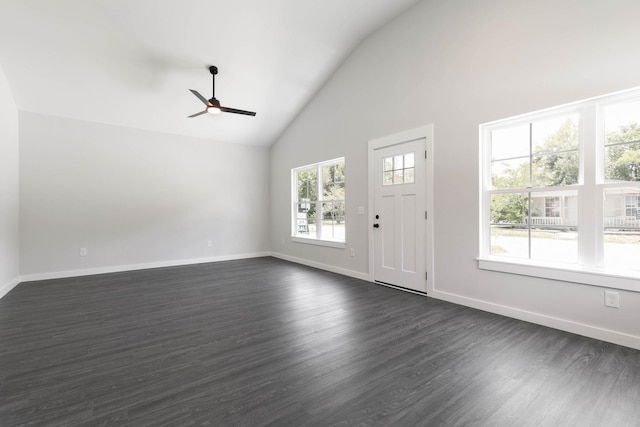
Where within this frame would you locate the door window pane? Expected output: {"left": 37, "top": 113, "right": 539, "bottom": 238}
{"left": 383, "top": 152, "right": 416, "bottom": 186}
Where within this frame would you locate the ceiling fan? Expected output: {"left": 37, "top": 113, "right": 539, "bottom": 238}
{"left": 188, "top": 66, "right": 256, "bottom": 117}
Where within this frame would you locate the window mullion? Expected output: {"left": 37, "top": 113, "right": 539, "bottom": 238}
{"left": 292, "top": 170, "right": 298, "bottom": 237}
{"left": 580, "top": 103, "right": 599, "bottom": 267}
{"left": 480, "top": 126, "right": 492, "bottom": 256}
{"left": 316, "top": 164, "right": 323, "bottom": 239}
{"left": 528, "top": 122, "right": 533, "bottom": 259}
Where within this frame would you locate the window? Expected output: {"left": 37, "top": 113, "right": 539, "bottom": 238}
{"left": 292, "top": 158, "right": 345, "bottom": 247}
{"left": 480, "top": 87, "right": 640, "bottom": 290}
{"left": 545, "top": 197, "right": 561, "bottom": 218}
{"left": 383, "top": 152, "right": 415, "bottom": 185}
{"left": 625, "top": 194, "right": 639, "bottom": 217}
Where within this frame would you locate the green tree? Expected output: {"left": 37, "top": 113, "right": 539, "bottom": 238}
{"left": 491, "top": 156, "right": 529, "bottom": 224}
{"left": 322, "top": 163, "right": 345, "bottom": 223}
{"left": 492, "top": 162, "right": 529, "bottom": 190}
{"left": 298, "top": 169, "right": 317, "bottom": 218}
{"left": 490, "top": 118, "right": 578, "bottom": 224}
{"left": 606, "top": 122, "right": 640, "bottom": 181}
{"left": 532, "top": 119, "right": 579, "bottom": 187}
{"left": 490, "top": 193, "right": 527, "bottom": 225}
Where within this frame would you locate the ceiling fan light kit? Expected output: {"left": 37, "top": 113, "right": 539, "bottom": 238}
{"left": 188, "top": 66, "right": 256, "bottom": 118}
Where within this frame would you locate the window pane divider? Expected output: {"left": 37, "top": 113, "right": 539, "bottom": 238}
{"left": 489, "top": 185, "right": 581, "bottom": 195}
{"left": 604, "top": 139, "right": 640, "bottom": 148}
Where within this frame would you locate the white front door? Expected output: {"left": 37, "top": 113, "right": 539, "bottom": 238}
{"left": 372, "top": 136, "right": 426, "bottom": 293}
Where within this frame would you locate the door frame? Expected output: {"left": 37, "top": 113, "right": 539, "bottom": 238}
{"left": 367, "top": 125, "right": 434, "bottom": 294}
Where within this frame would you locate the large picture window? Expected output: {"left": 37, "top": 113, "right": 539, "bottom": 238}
{"left": 292, "top": 158, "right": 345, "bottom": 247}
{"left": 480, "top": 88, "right": 640, "bottom": 290}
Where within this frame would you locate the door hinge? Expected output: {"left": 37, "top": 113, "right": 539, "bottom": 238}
{"left": 426, "top": 271, "right": 428, "bottom": 280}
{"left": 425, "top": 211, "right": 428, "bottom": 220}
{"left": 425, "top": 150, "right": 427, "bottom": 159}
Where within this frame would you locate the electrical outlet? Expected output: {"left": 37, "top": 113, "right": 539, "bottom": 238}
{"left": 350, "top": 248, "right": 355, "bottom": 257}
{"left": 80, "top": 248, "right": 87, "bottom": 257}
{"left": 207, "top": 240, "right": 212, "bottom": 247}
{"left": 604, "top": 290, "right": 620, "bottom": 308}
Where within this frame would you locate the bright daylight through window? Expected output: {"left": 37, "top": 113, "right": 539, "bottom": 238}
{"left": 292, "top": 158, "right": 345, "bottom": 247}
{"left": 479, "top": 87, "right": 640, "bottom": 289}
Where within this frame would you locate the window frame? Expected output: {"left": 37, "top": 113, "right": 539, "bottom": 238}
{"left": 291, "top": 157, "right": 346, "bottom": 248}
{"left": 479, "top": 87, "right": 640, "bottom": 292}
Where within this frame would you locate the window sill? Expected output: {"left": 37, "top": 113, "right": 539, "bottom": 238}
{"left": 478, "top": 257, "right": 640, "bottom": 293}
{"left": 291, "top": 236, "right": 346, "bottom": 249}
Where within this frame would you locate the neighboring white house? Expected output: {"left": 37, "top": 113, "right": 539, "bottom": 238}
{"left": 528, "top": 190, "right": 640, "bottom": 229}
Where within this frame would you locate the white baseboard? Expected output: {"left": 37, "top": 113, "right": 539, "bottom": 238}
{"left": 12, "top": 252, "right": 640, "bottom": 351}
{"left": 429, "top": 289, "right": 640, "bottom": 351}
{"left": 0, "top": 277, "right": 21, "bottom": 299}
{"left": 270, "top": 252, "right": 370, "bottom": 281}
{"left": 19, "top": 252, "right": 271, "bottom": 283}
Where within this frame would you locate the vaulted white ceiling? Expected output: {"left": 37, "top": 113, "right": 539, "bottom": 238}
{"left": 0, "top": 0, "right": 420, "bottom": 146}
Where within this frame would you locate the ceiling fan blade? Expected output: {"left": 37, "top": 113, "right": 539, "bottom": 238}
{"left": 188, "top": 110, "right": 208, "bottom": 118}
{"left": 220, "top": 106, "right": 257, "bottom": 116}
{"left": 189, "top": 89, "right": 210, "bottom": 106}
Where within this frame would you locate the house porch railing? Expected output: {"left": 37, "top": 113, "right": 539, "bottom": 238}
{"left": 604, "top": 216, "right": 640, "bottom": 228}
{"left": 524, "top": 216, "right": 640, "bottom": 228}
{"left": 526, "top": 217, "right": 564, "bottom": 226}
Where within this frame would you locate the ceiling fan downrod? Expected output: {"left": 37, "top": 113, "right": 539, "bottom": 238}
{"left": 209, "top": 66, "right": 218, "bottom": 103}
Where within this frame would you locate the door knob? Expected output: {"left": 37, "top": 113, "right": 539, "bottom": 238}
{"left": 373, "top": 223, "right": 379, "bottom": 228}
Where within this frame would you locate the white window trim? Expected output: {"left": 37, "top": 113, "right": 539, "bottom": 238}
{"left": 291, "top": 157, "right": 346, "bottom": 248}
{"left": 479, "top": 87, "right": 640, "bottom": 292}
{"left": 478, "top": 257, "right": 640, "bottom": 293}
{"left": 290, "top": 236, "right": 346, "bottom": 248}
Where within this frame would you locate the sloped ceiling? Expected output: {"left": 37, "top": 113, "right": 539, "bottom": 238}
{"left": 0, "top": 0, "right": 420, "bottom": 146}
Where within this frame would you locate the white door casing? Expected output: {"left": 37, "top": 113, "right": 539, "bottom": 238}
{"left": 368, "top": 125, "right": 434, "bottom": 294}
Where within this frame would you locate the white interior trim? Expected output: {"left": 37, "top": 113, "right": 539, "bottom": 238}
{"left": 19, "top": 252, "right": 271, "bottom": 283}
{"left": 0, "top": 277, "right": 21, "bottom": 299}
{"left": 430, "top": 289, "right": 640, "bottom": 350}
{"left": 271, "top": 251, "right": 369, "bottom": 281}
{"left": 478, "top": 257, "right": 640, "bottom": 293}
{"left": 290, "top": 236, "right": 346, "bottom": 248}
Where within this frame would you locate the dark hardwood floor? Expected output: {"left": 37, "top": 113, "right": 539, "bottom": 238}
{"left": 1, "top": 257, "right": 639, "bottom": 426}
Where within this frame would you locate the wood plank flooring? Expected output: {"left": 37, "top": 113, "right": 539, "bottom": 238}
{"left": 1, "top": 257, "right": 639, "bottom": 426}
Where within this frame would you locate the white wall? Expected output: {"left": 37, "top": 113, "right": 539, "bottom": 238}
{"left": 20, "top": 112, "right": 270, "bottom": 278}
{"left": 271, "top": 0, "right": 640, "bottom": 348}
{"left": 0, "top": 64, "right": 20, "bottom": 296}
